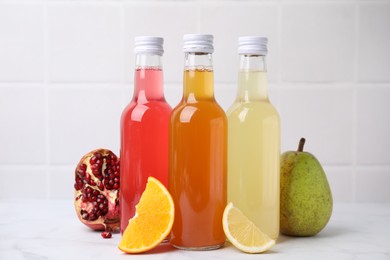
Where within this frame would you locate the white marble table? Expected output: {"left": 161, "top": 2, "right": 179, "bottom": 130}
{"left": 0, "top": 200, "right": 389, "bottom": 259}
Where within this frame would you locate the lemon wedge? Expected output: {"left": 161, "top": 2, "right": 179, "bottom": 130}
{"left": 222, "top": 202, "right": 275, "bottom": 254}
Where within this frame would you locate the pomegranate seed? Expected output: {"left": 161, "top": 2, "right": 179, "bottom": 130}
{"left": 98, "top": 182, "right": 104, "bottom": 191}
{"left": 101, "top": 231, "right": 112, "bottom": 239}
{"left": 113, "top": 183, "right": 119, "bottom": 189}
{"left": 82, "top": 212, "right": 89, "bottom": 220}
{"left": 86, "top": 187, "right": 92, "bottom": 194}
{"left": 80, "top": 164, "right": 87, "bottom": 171}
{"left": 89, "top": 213, "right": 98, "bottom": 221}
{"left": 90, "top": 156, "right": 96, "bottom": 164}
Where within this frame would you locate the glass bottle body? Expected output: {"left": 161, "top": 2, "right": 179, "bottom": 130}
{"left": 169, "top": 53, "right": 227, "bottom": 249}
{"left": 227, "top": 55, "right": 280, "bottom": 240}
{"left": 120, "top": 54, "right": 172, "bottom": 234}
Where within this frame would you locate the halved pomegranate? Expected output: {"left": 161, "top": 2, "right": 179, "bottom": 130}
{"left": 74, "top": 149, "right": 120, "bottom": 238}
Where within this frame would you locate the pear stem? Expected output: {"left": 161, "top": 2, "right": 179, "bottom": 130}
{"left": 298, "top": 138, "right": 306, "bottom": 152}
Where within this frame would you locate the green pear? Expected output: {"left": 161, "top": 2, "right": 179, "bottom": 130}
{"left": 280, "top": 138, "right": 333, "bottom": 236}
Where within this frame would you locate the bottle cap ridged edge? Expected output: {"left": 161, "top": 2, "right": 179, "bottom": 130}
{"left": 134, "top": 36, "right": 164, "bottom": 55}
{"left": 183, "top": 34, "right": 214, "bottom": 53}
{"left": 238, "top": 36, "right": 268, "bottom": 55}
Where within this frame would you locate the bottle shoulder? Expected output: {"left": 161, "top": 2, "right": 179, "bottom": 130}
{"left": 227, "top": 101, "right": 280, "bottom": 121}
{"left": 124, "top": 99, "right": 171, "bottom": 111}
{"left": 121, "top": 100, "right": 172, "bottom": 123}
{"left": 171, "top": 100, "right": 227, "bottom": 122}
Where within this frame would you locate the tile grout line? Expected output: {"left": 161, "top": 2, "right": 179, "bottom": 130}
{"left": 120, "top": 0, "right": 127, "bottom": 106}
{"left": 276, "top": 0, "right": 283, "bottom": 108}
{"left": 197, "top": 0, "right": 202, "bottom": 33}
{"left": 351, "top": 1, "right": 360, "bottom": 202}
{"left": 43, "top": 0, "right": 53, "bottom": 200}
{"left": 277, "top": 0, "right": 283, "bottom": 85}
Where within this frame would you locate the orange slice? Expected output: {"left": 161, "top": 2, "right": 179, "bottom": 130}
{"left": 118, "top": 177, "right": 174, "bottom": 253}
{"left": 222, "top": 202, "right": 275, "bottom": 254}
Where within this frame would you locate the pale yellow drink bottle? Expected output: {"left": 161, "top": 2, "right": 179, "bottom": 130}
{"left": 227, "top": 37, "right": 280, "bottom": 240}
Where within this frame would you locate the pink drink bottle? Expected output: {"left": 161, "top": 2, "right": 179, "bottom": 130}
{"left": 120, "top": 37, "right": 171, "bottom": 233}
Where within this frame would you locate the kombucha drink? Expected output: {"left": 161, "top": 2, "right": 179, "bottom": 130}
{"left": 120, "top": 37, "right": 171, "bottom": 233}
{"left": 169, "top": 34, "right": 227, "bottom": 250}
{"left": 227, "top": 37, "right": 280, "bottom": 240}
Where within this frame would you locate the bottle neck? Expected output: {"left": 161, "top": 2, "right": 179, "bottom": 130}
{"left": 183, "top": 53, "right": 214, "bottom": 102}
{"left": 133, "top": 53, "right": 164, "bottom": 103}
{"left": 237, "top": 55, "right": 268, "bottom": 102}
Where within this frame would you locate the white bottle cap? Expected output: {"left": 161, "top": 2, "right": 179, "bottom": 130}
{"left": 238, "top": 36, "right": 268, "bottom": 55}
{"left": 134, "top": 36, "right": 164, "bottom": 55}
{"left": 183, "top": 34, "right": 214, "bottom": 53}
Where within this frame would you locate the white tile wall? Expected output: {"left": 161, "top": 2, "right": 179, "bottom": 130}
{"left": 123, "top": 2, "right": 198, "bottom": 83}
{"left": 281, "top": 3, "right": 355, "bottom": 82}
{"left": 165, "top": 83, "right": 183, "bottom": 108}
{"left": 324, "top": 166, "right": 354, "bottom": 202}
{"left": 356, "top": 85, "right": 390, "bottom": 165}
{"left": 48, "top": 84, "right": 123, "bottom": 165}
{"left": 0, "top": 85, "right": 46, "bottom": 164}
{"left": 48, "top": 3, "right": 122, "bottom": 82}
{"left": 0, "top": 0, "right": 389, "bottom": 202}
{"left": 358, "top": 3, "right": 390, "bottom": 82}
{"left": 48, "top": 165, "right": 75, "bottom": 199}
{"left": 0, "top": 4, "right": 44, "bottom": 82}
{"left": 200, "top": 2, "right": 279, "bottom": 83}
{"left": 215, "top": 83, "right": 237, "bottom": 110}
{"left": 356, "top": 168, "right": 390, "bottom": 202}
{"left": 0, "top": 166, "right": 47, "bottom": 199}
{"left": 279, "top": 85, "right": 354, "bottom": 165}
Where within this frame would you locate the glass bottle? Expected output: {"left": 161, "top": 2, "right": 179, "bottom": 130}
{"left": 120, "top": 37, "right": 172, "bottom": 233}
{"left": 227, "top": 37, "right": 280, "bottom": 240}
{"left": 169, "top": 34, "right": 227, "bottom": 250}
